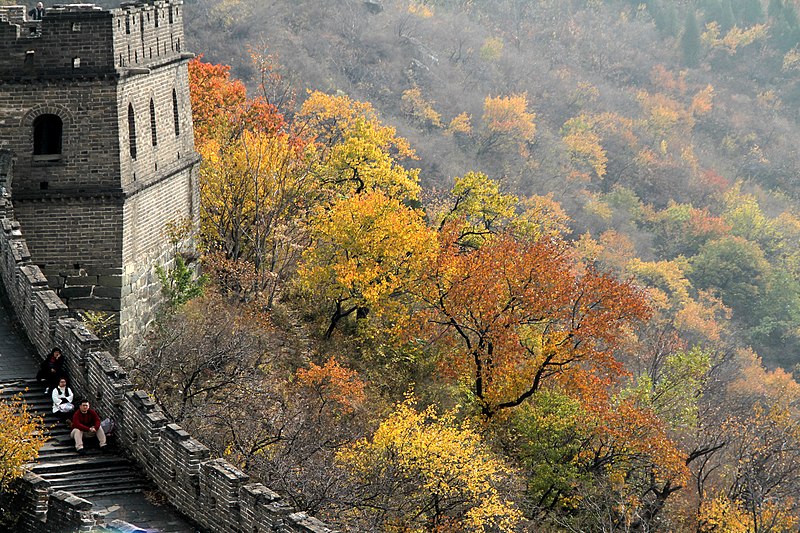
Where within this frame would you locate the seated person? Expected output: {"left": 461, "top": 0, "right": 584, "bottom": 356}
{"left": 71, "top": 399, "right": 107, "bottom": 455}
{"left": 36, "top": 347, "right": 66, "bottom": 394}
{"left": 51, "top": 377, "right": 74, "bottom": 420}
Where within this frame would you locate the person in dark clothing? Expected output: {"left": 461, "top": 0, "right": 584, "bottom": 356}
{"left": 71, "top": 399, "right": 107, "bottom": 455}
{"left": 36, "top": 347, "right": 66, "bottom": 394}
{"left": 29, "top": 2, "right": 44, "bottom": 20}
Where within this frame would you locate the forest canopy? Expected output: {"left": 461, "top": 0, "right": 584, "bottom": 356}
{"left": 128, "top": 0, "right": 800, "bottom": 531}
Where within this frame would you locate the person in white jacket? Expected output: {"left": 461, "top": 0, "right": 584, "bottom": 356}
{"left": 51, "top": 377, "right": 74, "bottom": 419}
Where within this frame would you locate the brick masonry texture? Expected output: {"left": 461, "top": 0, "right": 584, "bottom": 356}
{"left": 0, "top": 3, "right": 336, "bottom": 531}
{"left": 0, "top": 0, "right": 200, "bottom": 353}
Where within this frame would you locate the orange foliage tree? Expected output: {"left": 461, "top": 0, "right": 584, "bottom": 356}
{"left": 413, "top": 224, "right": 651, "bottom": 418}
{"left": 188, "top": 57, "right": 285, "bottom": 146}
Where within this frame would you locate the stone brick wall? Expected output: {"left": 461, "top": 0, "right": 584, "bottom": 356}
{"left": 0, "top": 156, "right": 336, "bottom": 533}
{"left": 0, "top": 1, "right": 200, "bottom": 352}
{"left": 46, "top": 491, "right": 97, "bottom": 532}
{"left": 112, "top": 0, "right": 187, "bottom": 71}
{"left": 0, "top": 5, "right": 115, "bottom": 78}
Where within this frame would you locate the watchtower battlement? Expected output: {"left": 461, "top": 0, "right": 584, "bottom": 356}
{"left": 0, "top": 1, "right": 186, "bottom": 78}
{"left": 113, "top": 1, "right": 188, "bottom": 70}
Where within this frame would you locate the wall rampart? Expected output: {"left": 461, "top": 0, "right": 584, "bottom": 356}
{"left": 0, "top": 151, "right": 336, "bottom": 532}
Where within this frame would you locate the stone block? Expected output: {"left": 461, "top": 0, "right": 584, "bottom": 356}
{"left": 91, "top": 286, "right": 120, "bottom": 298}
{"left": 97, "top": 274, "right": 123, "bottom": 287}
{"left": 60, "top": 286, "right": 93, "bottom": 298}
{"left": 65, "top": 275, "right": 98, "bottom": 286}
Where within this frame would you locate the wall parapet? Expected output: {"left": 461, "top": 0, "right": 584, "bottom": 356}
{"left": 0, "top": 150, "right": 336, "bottom": 532}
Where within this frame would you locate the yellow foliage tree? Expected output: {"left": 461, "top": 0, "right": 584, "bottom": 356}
{"left": 199, "top": 128, "right": 314, "bottom": 304}
{"left": 298, "top": 91, "right": 421, "bottom": 202}
{"left": 561, "top": 115, "right": 608, "bottom": 179}
{"left": 702, "top": 22, "right": 768, "bottom": 54}
{"left": 435, "top": 171, "right": 517, "bottom": 247}
{"left": 337, "top": 397, "right": 522, "bottom": 532}
{"left": 636, "top": 90, "right": 694, "bottom": 141}
{"left": 626, "top": 258, "right": 692, "bottom": 309}
{"left": 512, "top": 193, "right": 572, "bottom": 241}
{"left": 400, "top": 86, "right": 442, "bottom": 128}
{"left": 0, "top": 393, "right": 47, "bottom": 493}
{"left": 721, "top": 183, "right": 779, "bottom": 251}
{"left": 297, "top": 190, "right": 436, "bottom": 337}
{"left": 447, "top": 112, "right": 473, "bottom": 135}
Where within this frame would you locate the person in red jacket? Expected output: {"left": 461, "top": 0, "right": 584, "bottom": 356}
{"left": 71, "top": 399, "right": 107, "bottom": 455}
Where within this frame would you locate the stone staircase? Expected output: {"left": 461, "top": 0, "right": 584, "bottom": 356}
{"left": 0, "top": 378, "right": 198, "bottom": 532}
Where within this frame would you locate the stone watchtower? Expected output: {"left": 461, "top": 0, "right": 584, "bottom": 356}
{"left": 0, "top": 1, "right": 200, "bottom": 353}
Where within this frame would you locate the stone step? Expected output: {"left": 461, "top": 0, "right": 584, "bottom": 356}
{"left": 2, "top": 378, "right": 147, "bottom": 498}
{"left": 32, "top": 456, "right": 135, "bottom": 474}
{"left": 36, "top": 463, "right": 137, "bottom": 481}
{"left": 48, "top": 477, "right": 149, "bottom": 498}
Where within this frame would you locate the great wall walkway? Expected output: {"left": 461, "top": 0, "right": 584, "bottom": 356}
{"left": 0, "top": 299, "right": 199, "bottom": 533}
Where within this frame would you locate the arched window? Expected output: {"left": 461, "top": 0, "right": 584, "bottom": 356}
{"left": 128, "top": 104, "right": 137, "bottom": 159}
{"left": 172, "top": 89, "right": 180, "bottom": 136}
{"left": 149, "top": 98, "right": 158, "bottom": 146}
{"left": 33, "top": 114, "right": 63, "bottom": 155}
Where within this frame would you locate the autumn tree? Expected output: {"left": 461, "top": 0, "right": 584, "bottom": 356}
{"left": 507, "top": 382, "right": 687, "bottom": 529}
{"left": 644, "top": 201, "right": 731, "bottom": 259}
{"left": 432, "top": 172, "right": 571, "bottom": 249}
{"left": 400, "top": 85, "right": 443, "bottom": 129}
{"left": 0, "top": 394, "right": 46, "bottom": 492}
{"left": 0, "top": 393, "right": 47, "bottom": 529}
{"left": 298, "top": 190, "right": 436, "bottom": 338}
{"left": 336, "top": 397, "right": 522, "bottom": 532}
{"left": 479, "top": 93, "right": 536, "bottom": 156}
{"left": 414, "top": 225, "right": 650, "bottom": 417}
{"left": 198, "top": 128, "right": 314, "bottom": 304}
{"left": 693, "top": 352, "right": 800, "bottom": 532}
{"left": 561, "top": 114, "right": 608, "bottom": 181}
{"left": 188, "top": 58, "right": 284, "bottom": 147}
{"left": 721, "top": 184, "right": 779, "bottom": 254}
{"left": 190, "top": 58, "right": 311, "bottom": 305}
{"left": 297, "top": 91, "right": 421, "bottom": 203}
{"left": 240, "top": 357, "right": 370, "bottom": 515}
{"left": 433, "top": 171, "right": 517, "bottom": 247}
